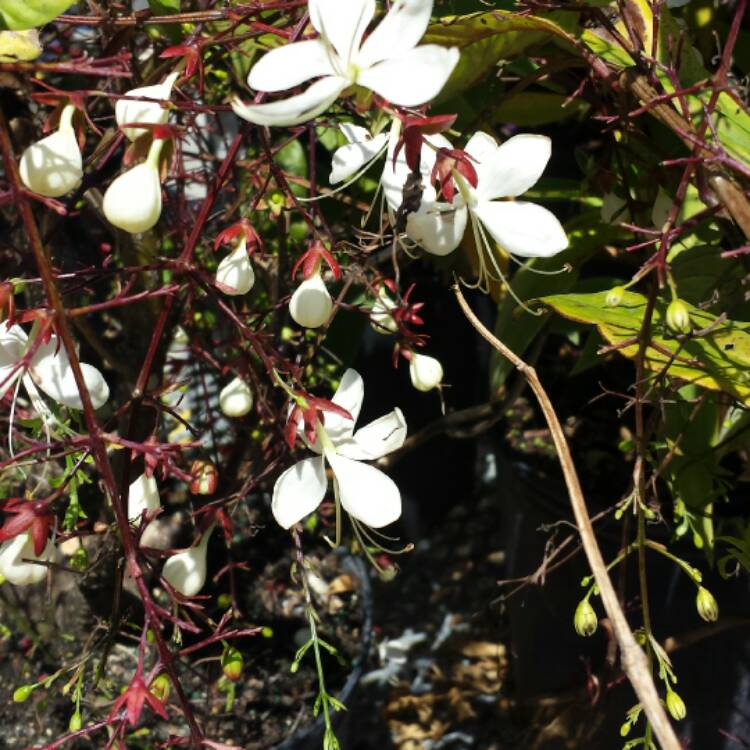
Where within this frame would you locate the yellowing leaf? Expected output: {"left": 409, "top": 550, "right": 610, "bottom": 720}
{"left": 0, "top": 28, "right": 41, "bottom": 61}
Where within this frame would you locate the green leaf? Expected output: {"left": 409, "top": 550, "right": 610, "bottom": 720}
{"left": 490, "top": 91, "right": 589, "bottom": 126}
{"left": 0, "top": 28, "right": 41, "bottom": 60}
{"left": 0, "top": 0, "right": 73, "bottom": 30}
{"left": 424, "top": 11, "right": 571, "bottom": 100}
{"left": 542, "top": 290, "right": 750, "bottom": 404}
{"left": 148, "top": 0, "right": 180, "bottom": 13}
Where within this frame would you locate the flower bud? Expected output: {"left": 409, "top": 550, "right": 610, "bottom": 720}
{"left": 409, "top": 353, "right": 443, "bottom": 392}
{"left": 68, "top": 711, "right": 82, "bottom": 732}
{"left": 605, "top": 286, "right": 625, "bottom": 308}
{"left": 216, "top": 240, "right": 255, "bottom": 296}
{"left": 289, "top": 272, "right": 332, "bottom": 328}
{"left": 189, "top": 460, "right": 218, "bottom": 495}
{"left": 219, "top": 377, "right": 253, "bottom": 418}
{"left": 149, "top": 673, "right": 171, "bottom": 703}
{"left": 103, "top": 139, "right": 163, "bottom": 234}
{"left": 370, "top": 288, "right": 399, "bottom": 334}
{"left": 221, "top": 646, "right": 244, "bottom": 682}
{"left": 665, "top": 689, "right": 686, "bottom": 721}
{"left": 666, "top": 299, "right": 691, "bottom": 335}
{"left": 116, "top": 72, "right": 180, "bottom": 142}
{"left": 13, "top": 685, "right": 33, "bottom": 703}
{"left": 19, "top": 104, "right": 83, "bottom": 198}
{"left": 127, "top": 473, "right": 161, "bottom": 521}
{"left": 162, "top": 526, "right": 213, "bottom": 597}
{"left": 696, "top": 586, "right": 719, "bottom": 622}
{"left": 0, "top": 531, "right": 53, "bottom": 586}
{"left": 574, "top": 598, "right": 598, "bottom": 637}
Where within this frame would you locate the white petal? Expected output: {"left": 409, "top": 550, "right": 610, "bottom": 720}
{"left": 327, "top": 452, "right": 401, "bottom": 528}
{"left": 466, "top": 132, "right": 551, "bottom": 201}
{"left": 216, "top": 243, "right": 255, "bottom": 295}
{"left": 357, "top": 45, "right": 460, "bottom": 106}
{"left": 405, "top": 202, "right": 467, "bottom": 256}
{"left": 219, "top": 377, "right": 253, "bottom": 418}
{"left": 358, "top": 0, "right": 434, "bottom": 68}
{"left": 325, "top": 368, "right": 364, "bottom": 444}
{"left": 30, "top": 338, "right": 109, "bottom": 409}
{"left": 473, "top": 200, "right": 568, "bottom": 258}
{"left": 247, "top": 39, "right": 337, "bottom": 92}
{"left": 162, "top": 530, "right": 211, "bottom": 597}
{"left": 0, "top": 323, "right": 27, "bottom": 399}
{"left": 370, "top": 288, "right": 399, "bottom": 334}
{"left": 128, "top": 473, "right": 160, "bottom": 521}
{"left": 309, "top": 0, "right": 374, "bottom": 65}
{"left": 330, "top": 129, "right": 388, "bottom": 184}
{"left": 289, "top": 273, "right": 333, "bottom": 328}
{"left": 271, "top": 456, "right": 328, "bottom": 529}
{"left": 0, "top": 532, "right": 53, "bottom": 586}
{"left": 340, "top": 123, "right": 370, "bottom": 144}
{"left": 338, "top": 407, "right": 407, "bottom": 460}
{"left": 19, "top": 128, "right": 82, "bottom": 198}
{"left": 116, "top": 72, "right": 179, "bottom": 142}
{"left": 231, "top": 76, "right": 347, "bottom": 127}
{"left": 103, "top": 162, "right": 162, "bottom": 234}
{"left": 409, "top": 353, "right": 443, "bottom": 392}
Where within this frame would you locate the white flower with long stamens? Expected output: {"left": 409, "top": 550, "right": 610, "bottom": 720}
{"left": 127, "top": 473, "right": 161, "bottom": 522}
{"left": 215, "top": 238, "right": 255, "bottom": 295}
{"left": 231, "top": 0, "right": 459, "bottom": 127}
{"left": 0, "top": 322, "right": 109, "bottom": 412}
{"left": 381, "top": 130, "right": 569, "bottom": 288}
{"left": 330, "top": 122, "right": 391, "bottom": 185}
{"left": 273, "top": 368, "right": 406, "bottom": 529}
{"left": 19, "top": 104, "right": 83, "bottom": 198}
{"left": 0, "top": 531, "right": 54, "bottom": 586}
{"left": 116, "top": 72, "right": 180, "bottom": 142}
{"left": 103, "top": 137, "right": 164, "bottom": 234}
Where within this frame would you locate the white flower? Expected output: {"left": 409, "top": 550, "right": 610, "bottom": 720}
{"left": 289, "top": 271, "right": 333, "bottom": 328}
{"left": 0, "top": 531, "right": 54, "bottom": 586}
{"left": 231, "top": 0, "right": 459, "bottom": 127}
{"left": 382, "top": 131, "right": 568, "bottom": 287}
{"left": 219, "top": 376, "right": 254, "bottom": 418}
{"left": 127, "top": 473, "right": 160, "bottom": 522}
{"left": 215, "top": 239, "right": 255, "bottom": 295}
{"left": 103, "top": 138, "right": 164, "bottom": 234}
{"left": 0, "top": 322, "right": 109, "bottom": 411}
{"left": 409, "top": 353, "right": 443, "bottom": 392}
{"left": 162, "top": 526, "right": 213, "bottom": 597}
{"left": 370, "top": 286, "right": 399, "bottom": 334}
{"left": 116, "top": 72, "right": 180, "bottom": 142}
{"left": 330, "top": 122, "right": 390, "bottom": 185}
{"left": 19, "top": 104, "right": 82, "bottom": 198}
{"left": 272, "top": 368, "right": 406, "bottom": 529}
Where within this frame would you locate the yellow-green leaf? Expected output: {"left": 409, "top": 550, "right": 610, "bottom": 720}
{"left": 0, "top": 28, "right": 41, "bottom": 60}
{"left": 0, "top": 0, "right": 73, "bottom": 30}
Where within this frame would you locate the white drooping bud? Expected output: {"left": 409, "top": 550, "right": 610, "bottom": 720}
{"left": 127, "top": 473, "right": 161, "bottom": 522}
{"left": 19, "top": 104, "right": 83, "bottom": 198}
{"left": 116, "top": 72, "right": 180, "bottom": 142}
{"left": 162, "top": 526, "right": 213, "bottom": 597}
{"left": 0, "top": 532, "right": 53, "bottom": 586}
{"left": 103, "top": 138, "right": 163, "bottom": 234}
{"left": 219, "top": 376, "right": 253, "bottom": 418}
{"left": 409, "top": 353, "right": 444, "bottom": 392}
{"left": 215, "top": 239, "right": 255, "bottom": 295}
{"left": 371, "top": 287, "right": 399, "bottom": 334}
{"left": 289, "top": 272, "right": 332, "bottom": 328}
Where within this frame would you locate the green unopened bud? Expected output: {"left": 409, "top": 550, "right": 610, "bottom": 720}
{"left": 574, "top": 598, "right": 598, "bottom": 637}
{"left": 150, "top": 673, "right": 171, "bottom": 703}
{"left": 605, "top": 286, "right": 626, "bottom": 307}
{"left": 696, "top": 586, "right": 719, "bottom": 622}
{"left": 666, "top": 299, "right": 691, "bottom": 334}
{"left": 68, "top": 711, "right": 82, "bottom": 732}
{"left": 13, "top": 685, "right": 34, "bottom": 703}
{"left": 222, "top": 646, "right": 244, "bottom": 682}
{"left": 665, "top": 689, "right": 686, "bottom": 721}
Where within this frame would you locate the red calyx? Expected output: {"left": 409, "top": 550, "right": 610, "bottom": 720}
{"left": 161, "top": 46, "right": 204, "bottom": 91}
{"left": 291, "top": 241, "right": 340, "bottom": 281}
{"left": 431, "top": 148, "right": 478, "bottom": 204}
{"left": 109, "top": 670, "right": 169, "bottom": 727}
{"left": 285, "top": 395, "right": 352, "bottom": 450}
{"left": 0, "top": 498, "right": 54, "bottom": 556}
{"left": 392, "top": 113, "right": 457, "bottom": 172}
{"left": 214, "top": 219, "right": 262, "bottom": 255}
